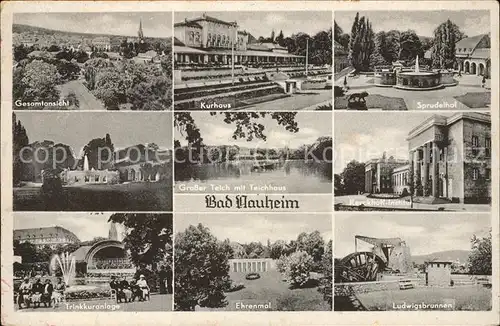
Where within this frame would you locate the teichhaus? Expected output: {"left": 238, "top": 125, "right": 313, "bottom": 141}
{"left": 174, "top": 13, "right": 304, "bottom": 65}
{"left": 14, "top": 226, "right": 80, "bottom": 249}
{"left": 365, "top": 113, "right": 491, "bottom": 204}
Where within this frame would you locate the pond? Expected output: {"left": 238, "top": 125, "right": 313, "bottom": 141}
{"left": 175, "top": 160, "right": 332, "bottom": 193}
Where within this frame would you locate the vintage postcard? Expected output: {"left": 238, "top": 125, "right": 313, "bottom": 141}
{"left": 1, "top": 1, "right": 498, "bottom": 326}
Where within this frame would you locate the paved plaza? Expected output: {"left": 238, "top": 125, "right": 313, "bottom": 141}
{"left": 335, "top": 74, "right": 490, "bottom": 110}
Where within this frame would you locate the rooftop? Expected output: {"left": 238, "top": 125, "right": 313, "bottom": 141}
{"left": 407, "top": 113, "right": 491, "bottom": 140}
{"left": 455, "top": 34, "right": 488, "bottom": 51}
{"left": 14, "top": 226, "right": 80, "bottom": 242}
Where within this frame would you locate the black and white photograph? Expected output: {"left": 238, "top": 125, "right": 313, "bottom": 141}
{"left": 334, "top": 213, "right": 492, "bottom": 311}
{"left": 174, "top": 213, "right": 332, "bottom": 311}
{"left": 173, "top": 11, "right": 332, "bottom": 110}
{"left": 174, "top": 111, "right": 332, "bottom": 193}
{"left": 334, "top": 112, "right": 491, "bottom": 212}
{"left": 12, "top": 112, "right": 173, "bottom": 211}
{"left": 13, "top": 12, "right": 173, "bottom": 111}
{"left": 334, "top": 10, "right": 491, "bottom": 110}
{"left": 13, "top": 213, "right": 173, "bottom": 311}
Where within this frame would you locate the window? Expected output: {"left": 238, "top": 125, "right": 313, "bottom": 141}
{"left": 485, "top": 137, "right": 491, "bottom": 157}
{"left": 472, "top": 168, "right": 479, "bottom": 180}
{"left": 486, "top": 168, "right": 491, "bottom": 180}
{"left": 472, "top": 135, "right": 479, "bottom": 156}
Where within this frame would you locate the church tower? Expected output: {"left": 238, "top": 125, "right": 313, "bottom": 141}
{"left": 138, "top": 19, "right": 144, "bottom": 42}
{"left": 108, "top": 222, "right": 118, "bottom": 241}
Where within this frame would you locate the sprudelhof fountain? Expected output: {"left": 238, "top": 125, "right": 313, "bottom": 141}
{"left": 374, "top": 55, "right": 457, "bottom": 90}
{"left": 50, "top": 252, "right": 76, "bottom": 286}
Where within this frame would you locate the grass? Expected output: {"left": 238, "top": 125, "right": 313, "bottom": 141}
{"left": 196, "top": 271, "right": 330, "bottom": 311}
{"left": 454, "top": 92, "right": 491, "bottom": 108}
{"left": 337, "top": 285, "right": 491, "bottom": 311}
{"left": 334, "top": 94, "right": 407, "bottom": 110}
{"left": 13, "top": 181, "right": 172, "bottom": 211}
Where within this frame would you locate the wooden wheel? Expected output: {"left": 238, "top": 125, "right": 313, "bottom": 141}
{"left": 337, "top": 251, "right": 385, "bottom": 282}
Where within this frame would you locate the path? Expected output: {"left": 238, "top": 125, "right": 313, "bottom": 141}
{"left": 57, "top": 80, "right": 106, "bottom": 111}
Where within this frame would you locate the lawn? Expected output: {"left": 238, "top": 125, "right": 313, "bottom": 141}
{"left": 13, "top": 181, "right": 172, "bottom": 211}
{"left": 336, "top": 285, "right": 491, "bottom": 311}
{"left": 454, "top": 92, "right": 491, "bottom": 108}
{"left": 196, "top": 271, "right": 330, "bottom": 311}
{"left": 334, "top": 94, "right": 407, "bottom": 110}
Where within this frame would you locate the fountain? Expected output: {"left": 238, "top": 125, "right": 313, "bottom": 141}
{"left": 374, "top": 55, "right": 456, "bottom": 90}
{"left": 83, "top": 154, "right": 89, "bottom": 171}
{"left": 50, "top": 252, "right": 76, "bottom": 287}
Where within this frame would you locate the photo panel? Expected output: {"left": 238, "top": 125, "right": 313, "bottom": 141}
{"left": 173, "top": 11, "right": 332, "bottom": 111}
{"left": 174, "top": 212, "right": 333, "bottom": 311}
{"left": 174, "top": 111, "right": 333, "bottom": 195}
{"left": 13, "top": 12, "right": 173, "bottom": 111}
{"left": 333, "top": 10, "right": 491, "bottom": 110}
{"left": 13, "top": 212, "right": 173, "bottom": 311}
{"left": 334, "top": 111, "right": 492, "bottom": 212}
{"left": 12, "top": 111, "right": 173, "bottom": 211}
{"left": 334, "top": 213, "right": 492, "bottom": 311}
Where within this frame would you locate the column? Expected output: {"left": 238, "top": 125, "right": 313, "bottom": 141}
{"left": 422, "top": 143, "right": 429, "bottom": 194}
{"left": 432, "top": 142, "right": 439, "bottom": 197}
{"left": 412, "top": 149, "right": 420, "bottom": 189}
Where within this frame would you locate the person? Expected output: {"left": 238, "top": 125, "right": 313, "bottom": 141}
{"left": 129, "top": 279, "right": 142, "bottom": 302}
{"left": 52, "top": 277, "right": 65, "bottom": 308}
{"left": 18, "top": 277, "right": 32, "bottom": 309}
{"left": 158, "top": 266, "right": 168, "bottom": 294}
{"left": 136, "top": 275, "right": 150, "bottom": 301}
{"left": 120, "top": 278, "right": 133, "bottom": 302}
{"left": 42, "top": 279, "right": 54, "bottom": 307}
{"left": 31, "top": 276, "right": 44, "bottom": 308}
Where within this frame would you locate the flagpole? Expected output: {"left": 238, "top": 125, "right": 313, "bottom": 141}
{"left": 232, "top": 23, "right": 235, "bottom": 85}
{"left": 305, "top": 38, "right": 309, "bottom": 77}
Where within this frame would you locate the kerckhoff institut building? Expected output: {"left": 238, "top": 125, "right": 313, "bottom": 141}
{"left": 365, "top": 112, "right": 491, "bottom": 204}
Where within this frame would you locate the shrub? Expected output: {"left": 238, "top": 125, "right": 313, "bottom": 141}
{"left": 282, "top": 251, "right": 313, "bottom": 287}
{"left": 276, "top": 255, "right": 289, "bottom": 274}
{"left": 245, "top": 273, "right": 260, "bottom": 280}
{"left": 334, "top": 86, "right": 345, "bottom": 97}
{"left": 226, "top": 282, "right": 245, "bottom": 292}
{"left": 401, "top": 188, "right": 409, "bottom": 197}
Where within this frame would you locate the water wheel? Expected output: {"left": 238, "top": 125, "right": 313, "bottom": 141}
{"left": 336, "top": 251, "right": 386, "bottom": 282}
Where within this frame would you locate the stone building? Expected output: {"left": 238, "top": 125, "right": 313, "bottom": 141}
{"left": 365, "top": 156, "right": 408, "bottom": 193}
{"left": 364, "top": 113, "right": 491, "bottom": 203}
{"left": 174, "top": 13, "right": 304, "bottom": 64}
{"left": 14, "top": 226, "right": 80, "bottom": 249}
{"left": 455, "top": 34, "right": 490, "bottom": 77}
{"left": 407, "top": 112, "right": 491, "bottom": 203}
{"left": 426, "top": 261, "right": 452, "bottom": 286}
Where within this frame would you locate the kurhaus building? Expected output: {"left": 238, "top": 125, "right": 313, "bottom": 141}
{"left": 365, "top": 112, "right": 491, "bottom": 204}
{"left": 174, "top": 13, "right": 304, "bottom": 65}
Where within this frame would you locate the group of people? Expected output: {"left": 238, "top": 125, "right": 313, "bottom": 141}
{"left": 109, "top": 274, "right": 150, "bottom": 303}
{"left": 17, "top": 275, "right": 66, "bottom": 309}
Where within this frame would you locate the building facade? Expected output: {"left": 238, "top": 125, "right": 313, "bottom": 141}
{"left": 455, "top": 34, "right": 490, "bottom": 77}
{"left": 14, "top": 226, "right": 80, "bottom": 249}
{"left": 174, "top": 13, "right": 304, "bottom": 65}
{"left": 365, "top": 157, "right": 408, "bottom": 194}
{"left": 228, "top": 258, "right": 276, "bottom": 273}
{"left": 407, "top": 112, "right": 491, "bottom": 203}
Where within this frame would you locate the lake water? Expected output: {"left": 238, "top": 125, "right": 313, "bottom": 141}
{"left": 175, "top": 160, "right": 332, "bottom": 193}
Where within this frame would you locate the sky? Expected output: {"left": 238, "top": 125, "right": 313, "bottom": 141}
{"left": 335, "top": 10, "right": 490, "bottom": 38}
{"left": 14, "top": 12, "right": 172, "bottom": 38}
{"left": 334, "top": 112, "right": 449, "bottom": 172}
{"left": 176, "top": 213, "right": 332, "bottom": 244}
{"left": 15, "top": 112, "right": 172, "bottom": 155}
{"left": 176, "top": 11, "right": 332, "bottom": 39}
{"left": 13, "top": 212, "right": 127, "bottom": 242}
{"left": 334, "top": 213, "right": 491, "bottom": 257}
{"left": 175, "top": 112, "right": 331, "bottom": 149}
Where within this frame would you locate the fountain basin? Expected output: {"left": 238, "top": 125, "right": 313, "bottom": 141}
{"left": 374, "top": 71, "right": 396, "bottom": 87}
{"left": 394, "top": 71, "right": 443, "bottom": 90}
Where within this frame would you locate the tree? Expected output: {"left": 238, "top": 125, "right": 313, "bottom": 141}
{"left": 270, "top": 240, "right": 287, "bottom": 259}
{"left": 57, "top": 60, "right": 80, "bottom": 81}
{"left": 83, "top": 135, "right": 114, "bottom": 170}
{"left": 318, "top": 240, "right": 332, "bottom": 308}
{"left": 47, "top": 45, "right": 61, "bottom": 52}
{"left": 348, "top": 13, "right": 374, "bottom": 71}
{"left": 275, "top": 30, "right": 285, "bottom": 46}
{"left": 174, "top": 224, "right": 233, "bottom": 311}
{"left": 468, "top": 231, "right": 491, "bottom": 275}
{"left": 13, "top": 114, "right": 30, "bottom": 185}
{"left": 334, "top": 173, "right": 344, "bottom": 196}
{"left": 431, "top": 19, "right": 465, "bottom": 69}
{"left": 14, "top": 44, "right": 31, "bottom": 62}
{"left": 282, "top": 251, "right": 313, "bottom": 287}
{"left": 21, "top": 60, "right": 60, "bottom": 102}
{"left": 108, "top": 213, "right": 172, "bottom": 268}
{"left": 340, "top": 160, "right": 365, "bottom": 194}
